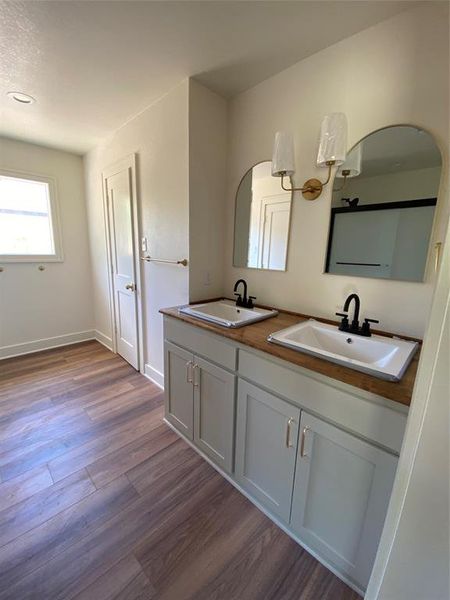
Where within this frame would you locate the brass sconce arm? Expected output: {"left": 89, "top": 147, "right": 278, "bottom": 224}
{"left": 279, "top": 161, "right": 335, "bottom": 201}
{"left": 332, "top": 169, "right": 350, "bottom": 192}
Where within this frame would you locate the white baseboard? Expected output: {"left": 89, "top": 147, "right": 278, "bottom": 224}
{"left": 144, "top": 363, "right": 164, "bottom": 389}
{"left": 94, "top": 330, "right": 113, "bottom": 351}
{"left": 0, "top": 330, "right": 96, "bottom": 360}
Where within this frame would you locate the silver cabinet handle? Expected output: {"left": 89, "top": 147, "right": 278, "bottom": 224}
{"left": 193, "top": 364, "right": 200, "bottom": 388}
{"left": 300, "top": 426, "right": 310, "bottom": 457}
{"left": 186, "top": 361, "right": 193, "bottom": 384}
{"left": 285, "top": 417, "right": 294, "bottom": 448}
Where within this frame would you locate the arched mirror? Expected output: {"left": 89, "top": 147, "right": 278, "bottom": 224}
{"left": 325, "top": 125, "right": 441, "bottom": 282}
{"left": 233, "top": 160, "right": 292, "bottom": 271}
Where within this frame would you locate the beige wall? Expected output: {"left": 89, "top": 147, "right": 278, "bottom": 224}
{"left": 380, "top": 290, "right": 449, "bottom": 599}
{"left": 84, "top": 81, "right": 190, "bottom": 383}
{"left": 225, "top": 3, "right": 449, "bottom": 338}
{"left": 367, "top": 219, "right": 450, "bottom": 600}
{"left": 188, "top": 80, "right": 227, "bottom": 301}
{"left": 0, "top": 137, "right": 94, "bottom": 356}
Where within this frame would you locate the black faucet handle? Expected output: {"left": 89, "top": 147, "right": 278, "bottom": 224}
{"left": 234, "top": 293, "right": 243, "bottom": 307}
{"left": 336, "top": 312, "right": 349, "bottom": 331}
{"left": 361, "top": 317, "right": 379, "bottom": 336}
{"left": 247, "top": 295, "right": 256, "bottom": 309}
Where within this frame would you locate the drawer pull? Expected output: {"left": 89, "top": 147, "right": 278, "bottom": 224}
{"left": 300, "top": 426, "right": 310, "bottom": 458}
{"left": 186, "top": 361, "right": 193, "bottom": 384}
{"left": 193, "top": 364, "right": 200, "bottom": 388}
{"left": 285, "top": 417, "right": 294, "bottom": 448}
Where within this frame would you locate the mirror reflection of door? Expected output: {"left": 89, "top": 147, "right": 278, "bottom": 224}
{"left": 259, "top": 196, "right": 291, "bottom": 269}
{"left": 234, "top": 161, "right": 292, "bottom": 271}
{"left": 326, "top": 126, "right": 442, "bottom": 282}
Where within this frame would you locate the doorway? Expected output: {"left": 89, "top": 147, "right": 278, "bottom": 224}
{"left": 103, "top": 154, "right": 143, "bottom": 371}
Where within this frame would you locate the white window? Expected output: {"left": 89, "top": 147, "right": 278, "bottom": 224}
{"left": 0, "top": 170, "right": 63, "bottom": 262}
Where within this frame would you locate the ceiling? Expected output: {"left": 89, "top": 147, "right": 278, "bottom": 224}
{"left": 0, "top": 1, "right": 419, "bottom": 154}
{"left": 351, "top": 126, "right": 442, "bottom": 178}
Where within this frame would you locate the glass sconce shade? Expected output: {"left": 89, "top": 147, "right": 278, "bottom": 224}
{"left": 336, "top": 142, "right": 362, "bottom": 178}
{"left": 316, "top": 113, "right": 347, "bottom": 167}
{"left": 272, "top": 131, "right": 296, "bottom": 177}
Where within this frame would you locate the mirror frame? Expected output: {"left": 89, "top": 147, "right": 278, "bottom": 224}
{"left": 233, "top": 160, "right": 294, "bottom": 272}
{"left": 324, "top": 123, "right": 443, "bottom": 282}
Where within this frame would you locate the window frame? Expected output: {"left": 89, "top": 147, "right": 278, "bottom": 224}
{"left": 0, "top": 168, "right": 64, "bottom": 263}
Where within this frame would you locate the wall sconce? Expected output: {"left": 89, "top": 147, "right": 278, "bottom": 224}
{"left": 272, "top": 112, "right": 347, "bottom": 200}
{"left": 333, "top": 142, "right": 362, "bottom": 192}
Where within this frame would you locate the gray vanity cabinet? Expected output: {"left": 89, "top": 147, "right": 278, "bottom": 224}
{"left": 193, "top": 357, "right": 235, "bottom": 473}
{"left": 235, "top": 380, "right": 300, "bottom": 522}
{"left": 164, "top": 341, "right": 194, "bottom": 440}
{"left": 164, "top": 340, "right": 235, "bottom": 472}
{"left": 290, "top": 411, "right": 398, "bottom": 588}
{"left": 163, "top": 316, "right": 406, "bottom": 594}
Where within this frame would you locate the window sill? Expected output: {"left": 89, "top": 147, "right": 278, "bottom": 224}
{"left": 0, "top": 255, "right": 64, "bottom": 263}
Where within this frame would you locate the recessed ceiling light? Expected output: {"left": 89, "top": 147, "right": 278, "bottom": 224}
{"left": 6, "top": 91, "right": 36, "bottom": 105}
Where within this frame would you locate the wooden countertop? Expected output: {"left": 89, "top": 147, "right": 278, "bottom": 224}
{"left": 160, "top": 305, "right": 419, "bottom": 407}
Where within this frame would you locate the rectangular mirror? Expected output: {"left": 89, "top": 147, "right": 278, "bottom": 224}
{"left": 233, "top": 161, "right": 292, "bottom": 271}
{"left": 326, "top": 125, "right": 441, "bottom": 282}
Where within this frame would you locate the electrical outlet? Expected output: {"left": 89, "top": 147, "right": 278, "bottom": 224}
{"left": 203, "top": 271, "right": 212, "bottom": 286}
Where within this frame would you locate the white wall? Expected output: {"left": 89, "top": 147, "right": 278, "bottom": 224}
{"left": 380, "top": 281, "right": 449, "bottom": 599}
{"left": 85, "top": 79, "right": 229, "bottom": 383}
{"left": 367, "top": 219, "right": 450, "bottom": 600}
{"left": 84, "top": 81, "right": 190, "bottom": 384}
{"left": 0, "top": 137, "right": 94, "bottom": 357}
{"left": 225, "top": 3, "right": 449, "bottom": 338}
{"left": 188, "top": 80, "right": 227, "bottom": 301}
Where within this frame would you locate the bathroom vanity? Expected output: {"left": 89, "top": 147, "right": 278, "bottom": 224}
{"left": 160, "top": 305, "right": 416, "bottom": 594}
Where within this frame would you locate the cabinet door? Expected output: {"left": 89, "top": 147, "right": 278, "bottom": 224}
{"left": 235, "top": 380, "right": 300, "bottom": 522}
{"left": 164, "top": 341, "right": 194, "bottom": 439}
{"left": 291, "top": 412, "right": 398, "bottom": 589}
{"left": 193, "top": 357, "right": 235, "bottom": 474}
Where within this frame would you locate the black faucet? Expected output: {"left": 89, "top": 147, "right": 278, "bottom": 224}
{"left": 344, "top": 293, "right": 360, "bottom": 331}
{"left": 336, "top": 293, "right": 379, "bottom": 337}
{"left": 233, "top": 279, "right": 256, "bottom": 309}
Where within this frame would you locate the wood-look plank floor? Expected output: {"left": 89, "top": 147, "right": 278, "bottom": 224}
{"left": 0, "top": 341, "right": 361, "bottom": 600}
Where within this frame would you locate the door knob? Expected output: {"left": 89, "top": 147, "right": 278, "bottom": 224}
{"left": 125, "top": 283, "right": 135, "bottom": 291}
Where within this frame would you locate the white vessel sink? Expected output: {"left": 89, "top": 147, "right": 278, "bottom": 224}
{"left": 180, "top": 299, "right": 278, "bottom": 328}
{"left": 268, "top": 319, "right": 418, "bottom": 381}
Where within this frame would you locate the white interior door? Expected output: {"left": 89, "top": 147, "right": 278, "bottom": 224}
{"left": 105, "top": 167, "right": 139, "bottom": 369}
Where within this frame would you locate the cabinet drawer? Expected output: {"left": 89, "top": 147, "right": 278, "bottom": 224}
{"left": 164, "top": 316, "right": 237, "bottom": 371}
{"left": 239, "top": 349, "right": 406, "bottom": 454}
